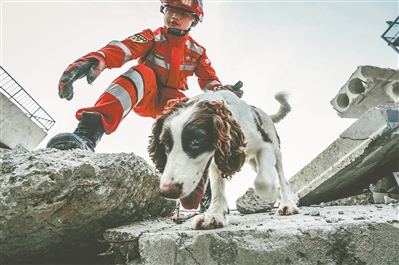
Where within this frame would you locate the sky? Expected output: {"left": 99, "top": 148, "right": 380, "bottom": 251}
{"left": 1, "top": 0, "right": 398, "bottom": 208}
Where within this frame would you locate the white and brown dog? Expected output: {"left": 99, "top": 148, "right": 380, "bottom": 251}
{"left": 148, "top": 90, "right": 299, "bottom": 229}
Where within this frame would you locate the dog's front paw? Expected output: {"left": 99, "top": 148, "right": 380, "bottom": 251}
{"left": 277, "top": 200, "right": 299, "bottom": 215}
{"left": 193, "top": 212, "right": 228, "bottom": 230}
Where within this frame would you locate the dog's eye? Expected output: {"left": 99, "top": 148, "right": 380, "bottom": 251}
{"left": 159, "top": 129, "right": 173, "bottom": 154}
{"left": 189, "top": 138, "right": 202, "bottom": 149}
{"left": 182, "top": 127, "right": 212, "bottom": 158}
{"left": 162, "top": 141, "right": 169, "bottom": 149}
{"left": 160, "top": 139, "right": 172, "bottom": 154}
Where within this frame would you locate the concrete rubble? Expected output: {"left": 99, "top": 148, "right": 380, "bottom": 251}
{"left": 0, "top": 146, "right": 176, "bottom": 264}
{"left": 103, "top": 204, "right": 399, "bottom": 265}
{"left": 235, "top": 187, "right": 272, "bottom": 214}
{"left": 100, "top": 65, "right": 399, "bottom": 264}
{"left": 2, "top": 63, "right": 399, "bottom": 264}
{"left": 289, "top": 105, "right": 399, "bottom": 206}
{"left": 330, "top": 65, "right": 398, "bottom": 118}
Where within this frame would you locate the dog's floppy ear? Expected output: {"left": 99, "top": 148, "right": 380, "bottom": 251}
{"left": 148, "top": 115, "right": 167, "bottom": 173}
{"left": 205, "top": 101, "right": 247, "bottom": 178}
{"left": 148, "top": 97, "right": 189, "bottom": 173}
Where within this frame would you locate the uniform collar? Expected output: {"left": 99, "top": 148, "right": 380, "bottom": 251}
{"left": 161, "top": 26, "right": 189, "bottom": 44}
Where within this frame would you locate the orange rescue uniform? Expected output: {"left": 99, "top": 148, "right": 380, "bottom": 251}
{"left": 77, "top": 26, "right": 222, "bottom": 134}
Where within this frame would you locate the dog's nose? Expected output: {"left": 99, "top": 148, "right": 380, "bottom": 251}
{"left": 159, "top": 183, "right": 182, "bottom": 199}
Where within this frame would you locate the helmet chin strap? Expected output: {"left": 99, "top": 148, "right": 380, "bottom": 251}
{"left": 167, "top": 20, "right": 197, "bottom": 36}
{"left": 167, "top": 27, "right": 191, "bottom": 36}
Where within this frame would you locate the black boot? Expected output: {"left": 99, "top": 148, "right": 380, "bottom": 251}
{"left": 46, "top": 112, "right": 105, "bottom": 152}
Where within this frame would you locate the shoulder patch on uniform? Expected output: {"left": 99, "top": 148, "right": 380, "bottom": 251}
{"left": 129, "top": 33, "right": 149, "bottom": 43}
{"left": 129, "top": 29, "right": 154, "bottom": 43}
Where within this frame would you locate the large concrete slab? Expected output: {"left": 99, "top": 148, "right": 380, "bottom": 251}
{"left": 103, "top": 205, "right": 399, "bottom": 265}
{"left": 0, "top": 147, "right": 176, "bottom": 264}
{"left": 289, "top": 106, "right": 399, "bottom": 206}
{"left": 330, "top": 65, "right": 398, "bottom": 118}
{"left": 0, "top": 92, "right": 47, "bottom": 150}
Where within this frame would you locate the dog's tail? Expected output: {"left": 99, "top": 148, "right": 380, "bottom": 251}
{"left": 270, "top": 91, "right": 291, "bottom": 123}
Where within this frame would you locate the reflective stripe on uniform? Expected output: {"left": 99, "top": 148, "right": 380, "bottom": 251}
{"left": 146, "top": 54, "right": 170, "bottom": 70}
{"left": 97, "top": 51, "right": 106, "bottom": 59}
{"left": 180, "top": 64, "right": 196, "bottom": 71}
{"left": 154, "top": 32, "right": 167, "bottom": 42}
{"left": 203, "top": 80, "right": 222, "bottom": 91}
{"left": 122, "top": 68, "right": 145, "bottom": 107}
{"left": 147, "top": 54, "right": 196, "bottom": 71}
{"left": 186, "top": 40, "right": 204, "bottom": 55}
{"left": 108, "top": 40, "right": 131, "bottom": 65}
{"left": 105, "top": 68, "right": 145, "bottom": 117}
{"left": 105, "top": 83, "right": 132, "bottom": 118}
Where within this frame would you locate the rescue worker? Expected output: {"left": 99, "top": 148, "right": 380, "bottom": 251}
{"left": 47, "top": 0, "right": 241, "bottom": 152}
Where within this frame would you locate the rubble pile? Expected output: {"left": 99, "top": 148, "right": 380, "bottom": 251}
{"left": 2, "top": 65, "right": 399, "bottom": 264}
{"left": 0, "top": 146, "right": 175, "bottom": 264}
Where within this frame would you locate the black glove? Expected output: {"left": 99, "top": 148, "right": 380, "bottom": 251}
{"left": 230, "top": 81, "right": 244, "bottom": 98}
{"left": 214, "top": 81, "right": 244, "bottom": 98}
{"left": 58, "top": 52, "right": 105, "bottom": 101}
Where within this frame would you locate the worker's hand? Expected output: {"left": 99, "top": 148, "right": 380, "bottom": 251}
{"left": 214, "top": 81, "right": 244, "bottom": 98}
{"left": 58, "top": 52, "right": 106, "bottom": 101}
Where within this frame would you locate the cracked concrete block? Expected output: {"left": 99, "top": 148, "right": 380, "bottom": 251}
{"left": 0, "top": 148, "right": 176, "bottom": 264}
{"left": 235, "top": 187, "right": 273, "bottom": 214}
{"left": 289, "top": 106, "right": 399, "bottom": 205}
{"left": 330, "top": 65, "right": 399, "bottom": 118}
{"left": 104, "top": 205, "right": 399, "bottom": 265}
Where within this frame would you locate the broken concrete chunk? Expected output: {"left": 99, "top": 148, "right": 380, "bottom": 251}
{"left": 384, "top": 196, "right": 399, "bottom": 204}
{"left": 0, "top": 147, "right": 176, "bottom": 264}
{"left": 105, "top": 205, "right": 399, "bottom": 265}
{"left": 372, "top": 192, "right": 389, "bottom": 204}
{"left": 330, "top": 65, "right": 399, "bottom": 118}
{"left": 290, "top": 106, "right": 399, "bottom": 206}
{"left": 235, "top": 187, "right": 273, "bottom": 214}
{"left": 371, "top": 176, "right": 398, "bottom": 193}
{"left": 322, "top": 193, "right": 374, "bottom": 206}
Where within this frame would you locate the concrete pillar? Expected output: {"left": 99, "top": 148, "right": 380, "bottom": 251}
{"left": 1, "top": 92, "right": 47, "bottom": 150}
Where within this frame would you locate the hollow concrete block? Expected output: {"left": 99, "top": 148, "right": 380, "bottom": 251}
{"left": 330, "top": 65, "right": 398, "bottom": 118}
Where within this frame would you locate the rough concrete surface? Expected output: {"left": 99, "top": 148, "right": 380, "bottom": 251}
{"left": 235, "top": 187, "right": 273, "bottom": 214}
{"left": 289, "top": 106, "right": 399, "bottom": 206}
{"left": 0, "top": 146, "right": 176, "bottom": 264}
{"left": 103, "top": 204, "right": 399, "bottom": 265}
{"left": 330, "top": 65, "right": 398, "bottom": 118}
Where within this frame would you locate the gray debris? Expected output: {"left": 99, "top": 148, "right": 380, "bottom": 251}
{"left": 235, "top": 187, "right": 273, "bottom": 214}
{"left": 0, "top": 147, "right": 176, "bottom": 264}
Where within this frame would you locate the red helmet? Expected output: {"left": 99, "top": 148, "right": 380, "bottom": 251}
{"left": 160, "top": 0, "right": 204, "bottom": 22}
